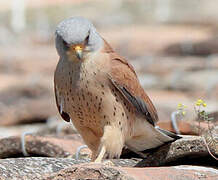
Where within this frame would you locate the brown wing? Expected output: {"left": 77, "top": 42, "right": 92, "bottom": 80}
{"left": 54, "top": 68, "right": 71, "bottom": 122}
{"left": 103, "top": 40, "right": 158, "bottom": 125}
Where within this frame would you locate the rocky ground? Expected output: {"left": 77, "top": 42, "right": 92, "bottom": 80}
{"left": 0, "top": 24, "right": 218, "bottom": 179}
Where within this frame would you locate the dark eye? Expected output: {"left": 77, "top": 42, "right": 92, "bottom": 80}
{"left": 62, "top": 39, "right": 69, "bottom": 48}
{"left": 84, "top": 33, "right": 89, "bottom": 45}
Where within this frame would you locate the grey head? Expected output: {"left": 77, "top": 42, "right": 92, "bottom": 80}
{"left": 55, "top": 17, "right": 103, "bottom": 59}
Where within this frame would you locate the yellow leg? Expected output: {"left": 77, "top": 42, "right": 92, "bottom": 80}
{"left": 94, "top": 145, "right": 106, "bottom": 163}
{"left": 93, "top": 125, "right": 124, "bottom": 163}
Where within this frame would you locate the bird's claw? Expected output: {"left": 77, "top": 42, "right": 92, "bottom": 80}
{"left": 102, "top": 160, "right": 115, "bottom": 166}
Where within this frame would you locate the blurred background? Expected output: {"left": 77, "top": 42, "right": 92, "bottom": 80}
{"left": 0, "top": 0, "right": 218, "bottom": 138}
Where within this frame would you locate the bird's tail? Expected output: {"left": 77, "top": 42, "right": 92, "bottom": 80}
{"left": 126, "top": 124, "right": 181, "bottom": 152}
{"left": 155, "top": 126, "right": 182, "bottom": 140}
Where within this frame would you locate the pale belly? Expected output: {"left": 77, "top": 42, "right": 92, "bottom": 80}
{"left": 68, "top": 85, "right": 107, "bottom": 135}
{"left": 59, "top": 77, "right": 134, "bottom": 140}
{"left": 55, "top": 60, "right": 134, "bottom": 140}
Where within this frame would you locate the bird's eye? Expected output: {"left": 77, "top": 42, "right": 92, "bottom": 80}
{"left": 62, "top": 39, "right": 69, "bottom": 48}
{"left": 84, "top": 33, "right": 89, "bottom": 45}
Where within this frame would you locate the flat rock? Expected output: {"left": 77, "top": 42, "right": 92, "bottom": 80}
{"left": 0, "top": 158, "right": 217, "bottom": 180}
{"left": 157, "top": 118, "right": 217, "bottom": 135}
{"left": 0, "top": 119, "right": 77, "bottom": 138}
{"left": 0, "top": 134, "right": 90, "bottom": 159}
{"left": 163, "top": 37, "right": 218, "bottom": 56}
{"left": 0, "top": 134, "right": 217, "bottom": 168}
{"left": 0, "top": 83, "right": 56, "bottom": 126}
{"left": 120, "top": 165, "right": 218, "bottom": 180}
{"left": 136, "top": 135, "right": 217, "bottom": 167}
{"left": 0, "top": 157, "right": 87, "bottom": 180}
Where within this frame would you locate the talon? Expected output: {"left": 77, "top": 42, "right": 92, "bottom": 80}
{"left": 105, "top": 152, "right": 110, "bottom": 159}
{"left": 102, "top": 160, "right": 115, "bottom": 166}
{"left": 115, "top": 154, "right": 120, "bottom": 159}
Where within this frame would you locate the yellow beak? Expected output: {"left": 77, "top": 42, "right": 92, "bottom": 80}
{"left": 75, "top": 46, "right": 83, "bottom": 60}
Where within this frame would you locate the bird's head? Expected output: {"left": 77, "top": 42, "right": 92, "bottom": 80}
{"left": 55, "top": 17, "right": 103, "bottom": 62}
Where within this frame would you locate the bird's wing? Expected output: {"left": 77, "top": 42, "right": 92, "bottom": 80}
{"left": 54, "top": 69, "right": 71, "bottom": 122}
{"left": 103, "top": 40, "right": 158, "bottom": 126}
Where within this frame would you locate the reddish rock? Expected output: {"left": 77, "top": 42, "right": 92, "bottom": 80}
{"left": 0, "top": 82, "right": 56, "bottom": 126}
{"left": 0, "top": 134, "right": 90, "bottom": 158}
{"left": 0, "top": 157, "right": 217, "bottom": 180}
{"left": 40, "top": 163, "right": 218, "bottom": 180}
{"left": 157, "top": 120, "right": 212, "bottom": 135}
{"left": 121, "top": 165, "right": 218, "bottom": 180}
{"left": 163, "top": 37, "right": 218, "bottom": 56}
{"left": 157, "top": 110, "right": 218, "bottom": 135}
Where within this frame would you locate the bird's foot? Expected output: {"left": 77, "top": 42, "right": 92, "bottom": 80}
{"left": 93, "top": 146, "right": 116, "bottom": 166}
{"left": 102, "top": 160, "right": 115, "bottom": 166}
{"left": 66, "top": 155, "right": 74, "bottom": 159}
{"left": 92, "top": 158, "right": 115, "bottom": 166}
{"left": 93, "top": 145, "right": 106, "bottom": 163}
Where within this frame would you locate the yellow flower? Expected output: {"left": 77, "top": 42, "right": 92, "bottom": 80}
{"left": 197, "top": 99, "right": 204, "bottom": 104}
{"left": 177, "top": 103, "right": 183, "bottom": 108}
{"left": 202, "top": 103, "right": 207, "bottom": 107}
{"left": 195, "top": 99, "right": 207, "bottom": 107}
{"left": 195, "top": 99, "right": 206, "bottom": 106}
{"left": 182, "top": 111, "right": 186, "bottom": 116}
{"left": 196, "top": 102, "right": 201, "bottom": 106}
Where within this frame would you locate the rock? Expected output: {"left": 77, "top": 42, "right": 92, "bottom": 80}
{"left": 167, "top": 69, "right": 218, "bottom": 92}
{"left": 120, "top": 165, "right": 218, "bottom": 180}
{"left": 136, "top": 135, "right": 218, "bottom": 167}
{"left": 163, "top": 37, "right": 218, "bottom": 56}
{"left": 0, "top": 119, "right": 77, "bottom": 138}
{"left": 0, "top": 158, "right": 217, "bottom": 180}
{"left": 42, "top": 163, "right": 135, "bottom": 180}
{"left": 138, "top": 73, "right": 162, "bottom": 89}
{"left": 157, "top": 120, "right": 199, "bottom": 135}
{"left": 133, "top": 56, "right": 210, "bottom": 77}
{"left": 0, "top": 158, "right": 136, "bottom": 180}
{"left": 0, "top": 134, "right": 90, "bottom": 159}
{"left": 0, "top": 157, "right": 87, "bottom": 180}
{"left": 37, "top": 119, "right": 78, "bottom": 136}
{"left": 1, "top": 133, "right": 217, "bottom": 168}
{"left": 0, "top": 83, "right": 56, "bottom": 126}
{"left": 0, "top": 98, "right": 56, "bottom": 126}
{"left": 157, "top": 118, "right": 217, "bottom": 135}
{"left": 0, "top": 123, "right": 46, "bottom": 138}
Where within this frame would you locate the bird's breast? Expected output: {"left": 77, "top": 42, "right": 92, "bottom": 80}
{"left": 56, "top": 58, "right": 109, "bottom": 131}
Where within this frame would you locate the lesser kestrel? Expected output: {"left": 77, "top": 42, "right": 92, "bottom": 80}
{"left": 54, "top": 17, "right": 180, "bottom": 162}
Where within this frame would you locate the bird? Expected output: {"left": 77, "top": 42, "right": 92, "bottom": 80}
{"left": 54, "top": 17, "right": 180, "bottom": 163}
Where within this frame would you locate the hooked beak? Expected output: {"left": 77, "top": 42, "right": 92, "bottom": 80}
{"left": 75, "top": 49, "right": 83, "bottom": 60}
{"left": 75, "top": 46, "right": 83, "bottom": 60}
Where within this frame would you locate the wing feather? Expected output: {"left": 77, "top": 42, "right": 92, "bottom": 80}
{"left": 103, "top": 40, "right": 158, "bottom": 125}
{"left": 54, "top": 72, "right": 71, "bottom": 122}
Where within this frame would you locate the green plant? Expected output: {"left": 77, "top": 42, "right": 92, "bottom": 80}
{"left": 173, "top": 99, "right": 217, "bottom": 160}
{"left": 194, "top": 99, "right": 217, "bottom": 160}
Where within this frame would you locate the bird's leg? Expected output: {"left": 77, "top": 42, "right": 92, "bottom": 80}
{"left": 94, "top": 145, "right": 106, "bottom": 163}
{"left": 94, "top": 125, "right": 124, "bottom": 163}
{"left": 76, "top": 127, "right": 100, "bottom": 161}
{"left": 94, "top": 145, "right": 115, "bottom": 166}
